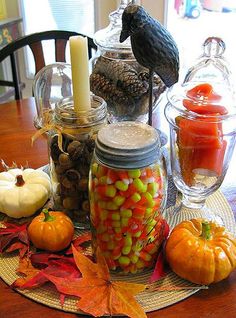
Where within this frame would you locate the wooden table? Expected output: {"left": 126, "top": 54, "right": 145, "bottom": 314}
{"left": 0, "top": 98, "right": 236, "bottom": 318}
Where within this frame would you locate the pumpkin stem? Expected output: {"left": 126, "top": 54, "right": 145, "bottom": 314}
{"left": 42, "top": 209, "right": 55, "bottom": 222}
{"left": 201, "top": 222, "right": 211, "bottom": 240}
{"left": 15, "top": 175, "right": 25, "bottom": 187}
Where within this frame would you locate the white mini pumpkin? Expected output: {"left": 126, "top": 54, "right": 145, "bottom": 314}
{"left": 0, "top": 168, "right": 51, "bottom": 218}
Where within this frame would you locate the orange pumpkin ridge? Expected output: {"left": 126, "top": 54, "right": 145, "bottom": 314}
{"left": 28, "top": 209, "right": 74, "bottom": 252}
{"left": 165, "top": 219, "right": 236, "bottom": 285}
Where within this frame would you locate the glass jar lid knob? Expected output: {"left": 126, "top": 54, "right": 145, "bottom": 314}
{"left": 203, "top": 37, "right": 225, "bottom": 58}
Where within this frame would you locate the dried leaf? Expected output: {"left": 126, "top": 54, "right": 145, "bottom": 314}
{"left": 72, "top": 245, "right": 147, "bottom": 318}
{"left": 30, "top": 252, "right": 63, "bottom": 268}
{"left": 73, "top": 245, "right": 106, "bottom": 280}
{"left": 149, "top": 219, "right": 170, "bottom": 283}
{"left": 12, "top": 257, "right": 41, "bottom": 288}
{"left": 157, "top": 218, "right": 170, "bottom": 241}
{"left": 26, "top": 254, "right": 82, "bottom": 305}
{"left": 6, "top": 242, "right": 29, "bottom": 259}
{"left": 9, "top": 228, "right": 146, "bottom": 317}
{"left": 149, "top": 250, "right": 167, "bottom": 283}
{"left": 43, "top": 247, "right": 147, "bottom": 317}
{"left": 65, "top": 232, "right": 91, "bottom": 255}
{"left": 40, "top": 274, "right": 83, "bottom": 298}
{"left": 11, "top": 232, "right": 91, "bottom": 295}
{"left": 12, "top": 252, "right": 81, "bottom": 303}
{"left": 0, "top": 222, "right": 30, "bottom": 258}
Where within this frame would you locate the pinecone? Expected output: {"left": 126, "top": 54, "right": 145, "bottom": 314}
{"left": 138, "top": 71, "right": 165, "bottom": 87}
{"left": 90, "top": 73, "right": 131, "bottom": 105}
{"left": 93, "top": 57, "right": 148, "bottom": 97}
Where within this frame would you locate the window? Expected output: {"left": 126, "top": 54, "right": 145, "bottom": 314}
{"left": 20, "top": 0, "right": 95, "bottom": 78}
{"left": 166, "top": 1, "right": 236, "bottom": 84}
{"left": 140, "top": 1, "right": 236, "bottom": 85}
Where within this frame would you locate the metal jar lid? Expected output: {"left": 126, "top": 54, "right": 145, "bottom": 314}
{"left": 95, "top": 121, "right": 161, "bottom": 169}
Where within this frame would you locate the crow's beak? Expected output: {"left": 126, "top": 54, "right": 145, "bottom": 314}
{"left": 120, "top": 30, "right": 130, "bottom": 43}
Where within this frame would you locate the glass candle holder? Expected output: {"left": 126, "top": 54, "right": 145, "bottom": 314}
{"left": 48, "top": 94, "right": 107, "bottom": 228}
{"left": 33, "top": 63, "right": 72, "bottom": 129}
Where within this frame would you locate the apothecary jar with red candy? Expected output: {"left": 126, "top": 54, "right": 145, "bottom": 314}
{"left": 89, "top": 121, "right": 168, "bottom": 274}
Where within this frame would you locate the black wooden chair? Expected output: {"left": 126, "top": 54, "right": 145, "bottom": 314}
{"left": 0, "top": 30, "right": 97, "bottom": 103}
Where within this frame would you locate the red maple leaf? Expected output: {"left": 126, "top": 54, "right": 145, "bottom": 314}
{"left": 11, "top": 232, "right": 91, "bottom": 304}
{"left": 149, "top": 219, "right": 170, "bottom": 283}
{"left": 12, "top": 253, "right": 81, "bottom": 305}
{"left": 65, "top": 232, "right": 91, "bottom": 255}
{"left": 11, "top": 230, "right": 147, "bottom": 317}
{"left": 0, "top": 222, "right": 30, "bottom": 258}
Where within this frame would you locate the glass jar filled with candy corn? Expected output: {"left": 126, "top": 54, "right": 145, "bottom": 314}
{"left": 89, "top": 121, "right": 168, "bottom": 274}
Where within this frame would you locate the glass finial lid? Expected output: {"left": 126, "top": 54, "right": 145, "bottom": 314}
{"left": 94, "top": 0, "right": 135, "bottom": 54}
{"left": 168, "top": 37, "right": 236, "bottom": 116}
{"left": 183, "top": 37, "right": 235, "bottom": 92}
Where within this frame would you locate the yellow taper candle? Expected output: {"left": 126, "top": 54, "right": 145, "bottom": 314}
{"left": 69, "top": 35, "right": 91, "bottom": 112}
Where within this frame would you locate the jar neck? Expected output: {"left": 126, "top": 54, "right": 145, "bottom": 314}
{"left": 54, "top": 95, "right": 107, "bottom": 128}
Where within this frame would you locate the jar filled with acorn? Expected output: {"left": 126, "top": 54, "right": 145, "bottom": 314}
{"left": 90, "top": 0, "right": 166, "bottom": 124}
{"left": 48, "top": 95, "right": 107, "bottom": 228}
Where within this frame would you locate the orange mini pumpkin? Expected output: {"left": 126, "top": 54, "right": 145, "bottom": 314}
{"left": 28, "top": 209, "right": 74, "bottom": 252}
{"left": 165, "top": 219, "right": 236, "bottom": 285}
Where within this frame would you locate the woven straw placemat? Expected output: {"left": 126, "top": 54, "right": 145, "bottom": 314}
{"left": 0, "top": 190, "right": 235, "bottom": 315}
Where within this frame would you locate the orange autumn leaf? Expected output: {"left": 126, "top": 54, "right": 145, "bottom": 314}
{"left": 12, "top": 246, "right": 147, "bottom": 317}
{"left": 72, "top": 245, "right": 147, "bottom": 318}
{"left": 12, "top": 257, "right": 41, "bottom": 288}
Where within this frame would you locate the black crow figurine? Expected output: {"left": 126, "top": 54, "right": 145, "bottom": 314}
{"left": 120, "top": 4, "right": 179, "bottom": 125}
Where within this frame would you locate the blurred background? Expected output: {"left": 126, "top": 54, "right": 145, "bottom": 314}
{"left": 0, "top": 0, "right": 235, "bottom": 99}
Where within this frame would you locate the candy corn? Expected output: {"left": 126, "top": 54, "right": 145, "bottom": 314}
{"left": 89, "top": 163, "right": 166, "bottom": 273}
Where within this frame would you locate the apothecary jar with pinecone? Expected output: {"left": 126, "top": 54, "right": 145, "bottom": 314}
{"left": 90, "top": 0, "right": 166, "bottom": 124}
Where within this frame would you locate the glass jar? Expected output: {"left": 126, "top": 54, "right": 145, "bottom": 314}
{"left": 165, "top": 81, "right": 236, "bottom": 221}
{"left": 90, "top": 0, "right": 166, "bottom": 123}
{"left": 163, "top": 36, "right": 236, "bottom": 221}
{"left": 48, "top": 94, "right": 107, "bottom": 228}
{"left": 33, "top": 63, "right": 72, "bottom": 129}
{"left": 89, "top": 121, "right": 167, "bottom": 274}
